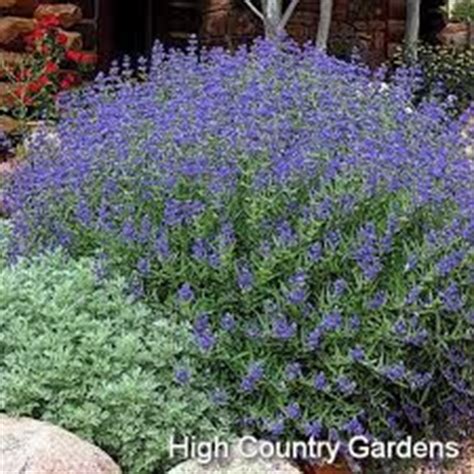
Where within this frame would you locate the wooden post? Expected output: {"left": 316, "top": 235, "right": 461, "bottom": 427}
{"left": 97, "top": 0, "right": 114, "bottom": 69}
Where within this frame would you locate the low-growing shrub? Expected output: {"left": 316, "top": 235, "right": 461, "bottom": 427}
{"left": 0, "top": 252, "right": 230, "bottom": 473}
{"left": 5, "top": 40, "right": 474, "bottom": 471}
{"left": 392, "top": 43, "right": 474, "bottom": 114}
{"left": 0, "top": 14, "right": 96, "bottom": 122}
{"left": 449, "top": 0, "right": 474, "bottom": 22}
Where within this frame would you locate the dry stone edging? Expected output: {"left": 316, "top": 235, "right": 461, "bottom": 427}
{"left": 167, "top": 439, "right": 301, "bottom": 474}
{"left": 0, "top": 415, "right": 122, "bottom": 474}
{"left": 34, "top": 3, "right": 83, "bottom": 29}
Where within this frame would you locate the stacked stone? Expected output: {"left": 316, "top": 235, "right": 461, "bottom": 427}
{"left": 0, "top": 1, "right": 93, "bottom": 133}
{"left": 201, "top": 0, "right": 402, "bottom": 64}
{"left": 439, "top": 22, "right": 474, "bottom": 47}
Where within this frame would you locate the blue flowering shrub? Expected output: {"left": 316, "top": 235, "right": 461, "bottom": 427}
{"left": 5, "top": 40, "right": 474, "bottom": 470}
{"left": 0, "top": 249, "right": 231, "bottom": 473}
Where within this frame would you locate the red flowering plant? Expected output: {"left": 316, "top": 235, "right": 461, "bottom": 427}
{"left": 0, "top": 14, "right": 96, "bottom": 122}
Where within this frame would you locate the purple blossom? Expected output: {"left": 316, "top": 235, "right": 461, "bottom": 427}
{"left": 403, "top": 403, "right": 424, "bottom": 426}
{"left": 164, "top": 199, "right": 204, "bottom": 227}
{"left": 192, "top": 239, "right": 208, "bottom": 261}
{"left": 138, "top": 215, "right": 152, "bottom": 244}
{"left": 245, "top": 323, "right": 262, "bottom": 339}
{"left": 285, "top": 402, "right": 301, "bottom": 420}
{"left": 287, "top": 287, "right": 307, "bottom": 305}
{"left": 285, "top": 362, "right": 302, "bottom": 381}
{"left": 220, "top": 312, "right": 236, "bottom": 332}
{"left": 240, "top": 361, "right": 264, "bottom": 393}
{"left": 194, "top": 313, "right": 210, "bottom": 333}
{"left": 121, "top": 218, "right": 136, "bottom": 243}
{"left": 409, "top": 372, "right": 433, "bottom": 390}
{"left": 436, "top": 250, "right": 465, "bottom": 277}
{"left": 441, "top": 282, "right": 464, "bottom": 312}
{"left": 154, "top": 231, "right": 170, "bottom": 259}
{"left": 342, "top": 417, "right": 365, "bottom": 435}
{"left": 404, "top": 254, "right": 418, "bottom": 272}
{"left": 289, "top": 271, "right": 307, "bottom": 286}
{"left": 137, "top": 257, "right": 151, "bottom": 276}
{"left": 193, "top": 313, "right": 216, "bottom": 352}
{"left": 447, "top": 348, "right": 468, "bottom": 367}
{"left": 405, "top": 286, "right": 421, "bottom": 306}
{"left": 304, "top": 420, "right": 323, "bottom": 439}
{"left": 404, "top": 328, "right": 429, "bottom": 347}
{"left": 349, "top": 346, "right": 366, "bottom": 362}
{"left": 272, "top": 316, "right": 297, "bottom": 340}
{"left": 308, "top": 242, "right": 323, "bottom": 262}
{"left": 367, "top": 291, "right": 387, "bottom": 310}
{"left": 321, "top": 311, "right": 343, "bottom": 332}
{"left": 336, "top": 375, "right": 356, "bottom": 396}
{"left": 382, "top": 363, "right": 406, "bottom": 382}
{"left": 237, "top": 263, "right": 254, "bottom": 292}
{"left": 354, "top": 223, "right": 382, "bottom": 280}
{"left": 393, "top": 319, "right": 407, "bottom": 335}
{"left": 177, "top": 282, "right": 194, "bottom": 302}
{"left": 210, "top": 388, "right": 229, "bottom": 406}
{"left": 75, "top": 200, "right": 92, "bottom": 226}
{"left": 313, "top": 372, "right": 328, "bottom": 391}
{"left": 194, "top": 331, "right": 216, "bottom": 352}
{"left": 208, "top": 250, "right": 221, "bottom": 268}
{"left": 332, "top": 278, "right": 348, "bottom": 297}
{"left": 266, "top": 418, "right": 285, "bottom": 438}
{"left": 325, "top": 230, "right": 341, "bottom": 251}
{"left": 307, "top": 326, "right": 324, "bottom": 351}
{"left": 276, "top": 221, "right": 297, "bottom": 247}
{"left": 348, "top": 314, "right": 361, "bottom": 332}
{"left": 4, "top": 38, "right": 473, "bottom": 448}
{"left": 174, "top": 367, "right": 190, "bottom": 385}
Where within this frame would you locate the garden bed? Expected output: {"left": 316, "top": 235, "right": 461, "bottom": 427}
{"left": 1, "top": 39, "right": 473, "bottom": 474}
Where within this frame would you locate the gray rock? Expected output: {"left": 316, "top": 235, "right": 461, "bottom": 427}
{"left": 0, "top": 415, "right": 121, "bottom": 474}
{"left": 168, "top": 438, "right": 300, "bottom": 474}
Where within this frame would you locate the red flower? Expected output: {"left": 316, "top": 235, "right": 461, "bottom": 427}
{"left": 14, "top": 84, "right": 26, "bottom": 99}
{"left": 65, "top": 50, "right": 81, "bottom": 62}
{"left": 27, "top": 75, "right": 50, "bottom": 94}
{"left": 65, "top": 50, "right": 97, "bottom": 65}
{"left": 78, "top": 52, "right": 97, "bottom": 65}
{"left": 59, "top": 72, "right": 79, "bottom": 90}
{"left": 24, "top": 28, "right": 47, "bottom": 46}
{"left": 57, "top": 33, "right": 68, "bottom": 46}
{"left": 39, "top": 15, "right": 60, "bottom": 29}
{"left": 44, "top": 61, "right": 59, "bottom": 75}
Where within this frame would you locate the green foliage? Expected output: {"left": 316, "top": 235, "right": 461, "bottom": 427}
{"left": 0, "top": 252, "right": 230, "bottom": 473}
{"left": 450, "top": 0, "right": 474, "bottom": 22}
{"left": 392, "top": 43, "right": 474, "bottom": 114}
{"left": 0, "top": 221, "right": 10, "bottom": 267}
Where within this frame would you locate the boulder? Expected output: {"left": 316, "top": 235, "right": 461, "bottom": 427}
{"left": 0, "top": 0, "right": 37, "bottom": 16}
{"left": 0, "top": 50, "right": 30, "bottom": 70}
{"left": 0, "top": 17, "right": 36, "bottom": 46}
{"left": 438, "top": 22, "right": 472, "bottom": 47}
{"left": 0, "top": 415, "right": 122, "bottom": 474}
{"left": 168, "top": 439, "right": 300, "bottom": 474}
{"left": 34, "top": 4, "right": 83, "bottom": 29}
{"left": 416, "top": 440, "right": 473, "bottom": 473}
{"left": 0, "top": 115, "right": 21, "bottom": 134}
{"left": 0, "top": 82, "right": 20, "bottom": 109}
{"left": 57, "top": 29, "right": 83, "bottom": 50}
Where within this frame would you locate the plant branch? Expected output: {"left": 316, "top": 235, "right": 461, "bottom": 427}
{"left": 243, "top": 0, "right": 265, "bottom": 22}
{"left": 278, "top": 0, "right": 300, "bottom": 32}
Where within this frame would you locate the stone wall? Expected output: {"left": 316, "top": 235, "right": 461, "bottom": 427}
{"left": 0, "top": 0, "right": 97, "bottom": 129}
{"left": 201, "top": 0, "right": 408, "bottom": 63}
{"left": 439, "top": 21, "right": 474, "bottom": 46}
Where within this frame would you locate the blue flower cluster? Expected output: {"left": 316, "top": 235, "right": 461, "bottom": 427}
{"left": 6, "top": 39, "right": 473, "bottom": 455}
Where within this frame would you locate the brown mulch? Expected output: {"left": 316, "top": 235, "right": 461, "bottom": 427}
{"left": 415, "top": 441, "right": 474, "bottom": 474}
{"left": 0, "top": 158, "right": 18, "bottom": 175}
